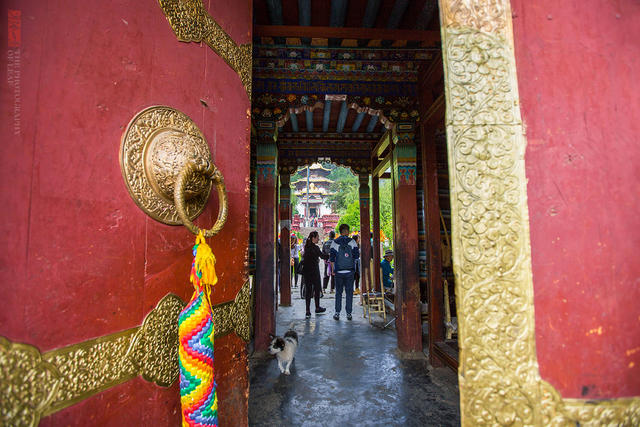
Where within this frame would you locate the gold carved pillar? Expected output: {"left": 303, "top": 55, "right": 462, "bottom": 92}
{"left": 439, "top": 0, "right": 639, "bottom": 424}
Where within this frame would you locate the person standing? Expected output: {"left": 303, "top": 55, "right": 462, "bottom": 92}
{"left": 330, "top": 224, "right": 359, "bottom": 320}
{"left": 291, "top": 234, "right": 302, "bottom": 288}
{"left": 302, "top": 231, "right": 328, "bottom": 318}
{"left": 381, "top": 249, "right": 394, "bottom": 292}
{"left": 352, "top": 234, "right": 361, "bottom": 295}
{"left": 322, "top": 230, "right": 336, "bottom": 292}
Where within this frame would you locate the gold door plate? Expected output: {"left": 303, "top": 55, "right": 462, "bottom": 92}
{"left": 0, "top": 280, "right": 253, "bottom": 426}
{"left": 120, "top": 106, "right": 213, "bottom": 225}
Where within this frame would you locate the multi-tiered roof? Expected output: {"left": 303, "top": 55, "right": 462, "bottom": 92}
{"left": 292, "top": 164, "right": 335, "bottom": 204}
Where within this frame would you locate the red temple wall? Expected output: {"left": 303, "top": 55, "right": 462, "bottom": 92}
{"left": 1, "top": 0, "right": 251, "bottom": 424}
{"left": 511, "top": 0, "right": 640, "bottom": 398}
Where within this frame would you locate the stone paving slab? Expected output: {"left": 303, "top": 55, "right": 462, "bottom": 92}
{"left": 249, "top": 295, "right": 460, "bottom": 426}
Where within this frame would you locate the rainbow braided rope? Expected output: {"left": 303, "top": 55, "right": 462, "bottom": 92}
{"left": 179, "top": 232, "right": 218, "bottom": 427}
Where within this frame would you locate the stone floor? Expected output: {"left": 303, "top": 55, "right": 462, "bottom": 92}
{"left": 248, "top": 290, "right": 460, "bottom": 426}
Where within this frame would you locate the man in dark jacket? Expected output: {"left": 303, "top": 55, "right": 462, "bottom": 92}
{"left": 329, "top": 224, "right": 359, "bottom": 320}
{"left": 322, "top": 230, "right": 336, "bottom": 292}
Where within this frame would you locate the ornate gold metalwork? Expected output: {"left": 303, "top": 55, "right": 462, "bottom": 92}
{"left": 0, "top": 337, "right": 61, "bottom": 426}
{"left": 43, "top": 329, "right": 140, "bottom": 415}
{"left": 127, "top": 294, "right": 185, "bottom": 387}
{"left": 213, "top": 279, "right": 253, "bottom": 342}
{"left": 120, "top": 106, "right": 214, "bottom": 226}
{"left": 157, "top": 0, "right": 252, "bottom": 99}
{"left": 439, "top": 0, "right": 640, "bottom": 425}
{"left": 0, "top": 281, "right": 252, "bottom": 426}
{"left": 174, "top": 160, "right": 228, "bottom": 237}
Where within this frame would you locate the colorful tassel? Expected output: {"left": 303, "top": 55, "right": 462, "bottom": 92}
{"left": 179, "top": 231, "right": 218, "bottom": 427}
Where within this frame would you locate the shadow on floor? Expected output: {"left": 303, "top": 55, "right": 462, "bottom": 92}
{"left": 249, "top": 294, "right": 460, "bottom": 426}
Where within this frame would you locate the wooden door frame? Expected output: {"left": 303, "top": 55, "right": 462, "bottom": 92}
{"left": 438, "top": 0, "right": 639, "bottom": 424}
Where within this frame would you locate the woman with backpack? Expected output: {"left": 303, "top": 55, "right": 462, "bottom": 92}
{"left": 301, "top": 231, "right": 328, "bottom": 318}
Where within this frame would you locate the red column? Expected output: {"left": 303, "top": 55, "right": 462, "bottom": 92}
{"left": 279, "top": 173, "right": 292, "bottom": 306}
{"left": 371, "top": 176, "right": 382, "bottom": 292}
{"left": 392, "top": 124, "right": 422, "bottom": 353}
{"left": 421, "top": 124, "right": 445, "bottom": 366}
{"left": 358, "top": 174, "right": 372, "bottom": 292}
{"left": 254, "top": 137, "right": 277, "bottom": 352}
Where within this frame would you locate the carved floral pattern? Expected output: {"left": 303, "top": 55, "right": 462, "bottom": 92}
{"left": 214, "top": 280, "right": 252, "bottom": 342}
{"left": 440, "top": 0, "right": 640, "bottom": 425}
{"left": 120, "top": 106, "right": 212, "bottom": 225}
{"left": 157, "top": 0, "right": 252, "bottom": 98}
{"left": 0, "top": 283, "right": 252, "bottom": 426}
{"left": 444, "top": 29, "right": 519, "bottom": 125}
{"left": 128, "top": 294, "right": 186, "bottom": 387}
{"left": 44, "top": 331, "right": 140, "bottom": 414}
{"left": 441, "top": 0, "right": 507, "bottom": 34}
{"left": 0, "top": 338, "right": 60, "bottom": 426}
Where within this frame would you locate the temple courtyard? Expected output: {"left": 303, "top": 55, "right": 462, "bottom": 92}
{"left": 248, "top": 292, "right": 460, "bottom": 426}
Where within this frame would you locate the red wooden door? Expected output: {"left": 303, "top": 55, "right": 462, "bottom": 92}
{"left": 1, "top": 1, "right": 252, "bottom": 425}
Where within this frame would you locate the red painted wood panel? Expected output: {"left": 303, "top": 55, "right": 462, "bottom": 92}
{"left": 1, "top": 0, "right": 251, "bottom": 423}
{"left": 512, "top": 0, "right": 640, "bottom": 398}
{"left": 255, "top": 176, "right": 276, "bottom": 351}
{"left": 393, "top": 181, "right": 422, "bottom": 352}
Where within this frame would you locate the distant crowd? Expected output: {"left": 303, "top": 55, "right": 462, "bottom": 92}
{"left": 285, "top": 224, "right": 394, "bottom": 319}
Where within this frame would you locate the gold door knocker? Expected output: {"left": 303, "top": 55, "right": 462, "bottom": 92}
{"left": 173, "top": 159, "right": 227, "bottom": 237}
{"left": 120, "top": 106, "right": 227, "bottom": 235}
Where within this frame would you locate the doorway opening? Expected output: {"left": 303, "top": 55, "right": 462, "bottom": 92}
{"left": 248, "top": 1, "right": 460, "bottom": 422}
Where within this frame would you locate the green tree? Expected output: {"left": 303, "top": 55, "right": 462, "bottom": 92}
{"left": 331, "top": 174, "right": 394, "bottom": 245}
{"left": 290, "top": 187, "right": 298, "bottom": 215}
{"left": 379, "top": 179, "right": 394, "bottom": 244}
{"left": 327, "top": 167, "right": 358, "bottom": 213}
{"left": 336, "top": 200, "right": 360, "bottom": 232}
{"left": 291, "top": 167, "right": 306, "bottom": 182}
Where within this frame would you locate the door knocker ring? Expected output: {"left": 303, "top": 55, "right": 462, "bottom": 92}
{"left": 120, "top": 106, "right": 227, "bottom": 235}
{"left": 174, "top": 160, "right": 227, "bottom": 237}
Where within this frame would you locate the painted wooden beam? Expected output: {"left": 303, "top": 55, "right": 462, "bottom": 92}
{"left": 421, "top": 93, "right": 445, "bottom": 127}
{"left": 366, "top": 114, "right": 379, "bottom": 133}
{"left": 305, "top": 110, "right": 313, "bottom": 131}
{"left": 298, "top": 0, "right": 311, "bottom": 26}
{"left": 289, "top": 112, "right": 299, "bottom": 132}
{"left": 278, "top": 135, "right": 379, "bottom": 145}
{"left": 329, "top": 0, "right": 349, "bottom": 27}
{"left": 336, "top": 101, "right": 348, "bottom": 133}
{"left": 392, "top": 145, "right": 422, "bottom": 353}
{"left": 414, "top": 0, "right": 438, "bottom": 30}
{"left": 322, "top": 100, "right": 332, "bottom": 132}
{"left": 298, "top": 0, "right": 311, "bottom": 45}
{"left": 372, "top": 129, "right": 392, "bottom": 160}
{"left": 358, "top": 174, "right": 372, "bottom": 295}
{"left": 279, "top": 140, "right": 371, "bottom": 150}
{"left": 386, "top": 0, "right": 409, "bottom": 29}
{"left": 371, "top": 176, "right": 382, "bottom": 291}
{"left": 279, "top": 131, "right": 380, "bottom": 142}
{"left": 329, "top": 0, "right": 349, "bottom": 47}
{"left": 254, "top": 142, "right": 278, "bottom": 352}
{"left": 358, "top": 0, "right": 382, "bottom": 47}
{"left": 265, "top": 0, "right": 284, "bottom": 25}
{"left": 351, "top": 112, "right": 366, "bottom": 132}
{"left": 278, "top": 173, "right": 292, "bottom": 307}
{"left": 421, "top": 127, "right": 445, "bottom": 367}
{"left": 362, "top": 0, "right": 381, "bottom": 27}
{"left": 372, "top": 151, "right": 392, "bottom": 178}
{"left": 254, "top": 25, "right": 440, "bottom": 42}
